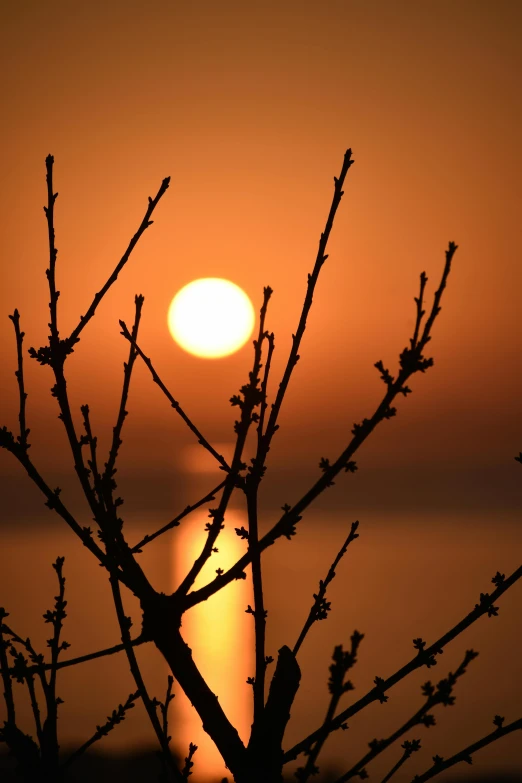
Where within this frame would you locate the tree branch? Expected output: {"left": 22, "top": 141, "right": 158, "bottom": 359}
{"left": 293, "top": 521, "right": 359, "bottom": 656}
{"left": 333, "top": 649, "right": 478, "bottom": 782}
{"left": 61, "top": 690, "right": 140, "bottom": 770}
{"left": 381, "top": 739, "right": 421, "bottom": 783}
{"left": 184, "top": 243, "right": 458, "bottom": 611}
{"left": 296, "top": 633, "right": 363, "bottom": 782}
{"left": 119, "top": 319, "right": 232, "bottom": 474}
{"left": 102, "top": 294, "right": 144, "bottom": 511}
{"left": 131, "top": 479, "right": 227, "bottom": 553}
{"left": 176, "top": 288, "right": 272, "bottom": 598}
{"left": 8, "top": 309, "right": 30, "bottom": 451}
{"left": 258, "top": 149, "right": 354, "bottom": 465}
{"left": 284, "top": 565, "right": 520, "bottom": 762}
{"left": 66, "top": 174, "right": 170, "bottom": 349}
{"left": 411, "top": 716, "right": 522, "bottom": 782}
{"left": 0, "top": 609, "right": 16, "bottom": 725}
{"left": 0, "top": 636, "right": 147, "bottom": 679}
{"left": 109, "top": 575, "right": 183, "bottom": 781}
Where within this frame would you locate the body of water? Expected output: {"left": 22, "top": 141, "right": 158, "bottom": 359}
{"left": 1, "top": 507, "right": 521, "bottom": 782}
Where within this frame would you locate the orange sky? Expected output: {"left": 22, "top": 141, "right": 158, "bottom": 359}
{"left": 1, "top": 0, "right": 522, "bottom": 518}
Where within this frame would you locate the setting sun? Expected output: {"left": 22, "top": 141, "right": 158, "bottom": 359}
{"left": 167, "top": 278, "right": 255, "bottom": 358}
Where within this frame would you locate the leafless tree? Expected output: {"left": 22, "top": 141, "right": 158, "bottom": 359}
{"left": 1, "top": 151, "right": 521, "bottom": 783}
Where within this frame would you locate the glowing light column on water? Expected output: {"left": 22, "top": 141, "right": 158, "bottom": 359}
{"left": 173, "top": 507, "right": 253, "bottom": 779}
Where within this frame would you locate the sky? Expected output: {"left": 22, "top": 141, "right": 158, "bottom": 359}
{"left": 1, "top": 2, "right": 522, "bottom": 779}
{"left": 1, "top": 1, "right": 522, "bottom": 520}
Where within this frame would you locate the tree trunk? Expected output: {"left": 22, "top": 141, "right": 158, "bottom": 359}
{"left": 142, "top": 594, "right": 301, "bottom": 783}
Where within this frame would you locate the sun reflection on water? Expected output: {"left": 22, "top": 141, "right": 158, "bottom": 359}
{"left": 173, "top": 510, "right": 253, "bottom": 780}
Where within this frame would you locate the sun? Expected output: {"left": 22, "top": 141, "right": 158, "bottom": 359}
{"left": 167, "top": 278, "right": 255, "bottom": 359}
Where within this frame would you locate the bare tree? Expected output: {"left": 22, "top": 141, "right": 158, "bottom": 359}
{"left": 1, "top": 150, "right": 521, "bottom": 783}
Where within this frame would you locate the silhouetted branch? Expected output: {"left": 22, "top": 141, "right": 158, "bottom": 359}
{"left": 184, "top": 244, "right": 458, "bottom": 611}
{"left": 80, "top": 404, "right": 104, "bottom": 507}
{"left": 6, "top": 150, "right": 509, "bottom": 783}
{"left": 256, "top": 330, "right": 274, "bottom": 445}
{"left": 102, "top": 294, "right": 144, "bottom": 512}
{"left": 258, "top": 149, "right": 354, "bottom": 465}
{"left": 0, "top": 609, "right": 16, "bottom": 724}
{"left": 5, "top": 641, "right": 44, "bottom": 747}
{"left": 40, "top": 556, "right": 68, "bottom": 772}
{"left": 131, "top": 479, "right": 227, "bottom": 553}
{"left": 28, "top": 156, "right": 103, "bottom": 530}
{"left": 1, "top": 622, "right": 49, "bottom": 696}
{"left": 22, "top": 663, "right": 43, "bottom": 746}
{"left": 182, "top": 741, "right": 198, "bottom": 779}
{"left": 8, "top": 309, "right": 30, "bottom": 451}
{"left": 0, "top": 607, "right": 45, "bottom": 776}
{"left": 411, "top": 715, "right": 522, "bottom": 782}
{"left": 157, "top": 675, "right": 175, "bottom": 745}
{"left": 44, "top": 154, "right": 59, "bottom": 351}
{"left": 109, "top": 575, "right": 183, "bottom": 782}
{"left": 293, "top": 521, "right": 360, "bottom": 656}
{"left": 176, "top": 288, "right": 272, "bottom": 599}
{"left": 46, "top": 556, "right": 68, "bottom": 697}
{"left": 381, "top": 739, "right": 421, "bottom": 782}
{"left": 120, "top": 319, "right": 232, "bottom": 474}
{"left": 284, "top": 565, "right": 520, "bottom": 762}
{"left": 410, "top": 272, "right": 428, "bottom": 351}
{"left": 0, "top": 431, "right": 114, "bottom": 571}
{"left": 0, "top": 635, "right": 147, "bottom": 679}
{"left": 66, "top": 174, "right": 170, "bottom": 350}
{"left": 255, "top": 645, "right": 301, "bottom": 774}
{"left": 243, "top": 286, "right": 273, "bottom": 733}
{"left": 333, "top": 649, "right": 478, "bottom": 782}
{"left": 61, "top": 690, "right": 140, "bottom": 770}
{"left": 150, "top": 622, "right": 248, "bottom": 777}
{"left": 296, "top": 632, "right": 363, "bottom": 782}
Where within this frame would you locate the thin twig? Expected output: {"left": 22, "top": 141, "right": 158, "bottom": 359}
{"left": 333, "top": 649, "right": 478, "bottom": 782}
{"left": 182, "top": 742, "right": 198, "bottom": 779}
{"left": 5, "top": 639, "right": 46, "bottom": 749}
{"left": 293, "top": 521, "right": 359, "bottom": 656}
{"left": 1, "top": 625, "right": 45, "bottom": 747}
{"left": 102, "top": 294, "right": 144, "bottom": 512}
{"left": 284, "top": 566, "right": 519, "bottom": 763}
{"left": 160, "top": 675, "right": 175, "bottom": 743}
{"left": 410, "top": 272, "right": 427, "bottom": 351}
{"left": 109, "top": 575, "right": 183, "bottom": 782}
{"left": 24, "top": 669, "right": 43, "bottom": 746}
{"left": 120, "top": 320, "right": 232, "bottom": 474}
{"left": 256, "top": 330, "right": 274, "bottom": 445}
{"left": 67, "top": 175, "right": 170, "bottom": 349}
{"left": 61, "top": 690, "right": 140, "bottom": 770}
{"left": 80, "top": 404, "right": 105, "bottom": 508}
{"left": 2, "top": 623, "right": 49, "bottom": 695}
{"left": 243, "top": 286, "right": 273, "bottom": 734}
{"left": 296, "top": 632, "right": 363, "bottom": 782}
{"left": 258, "top": 149, "right": 354, "bottom": 466}
{"left": 380, "top": 740, "right": 421, "bottom": 783}
{"left": 29, "top": 155, "right": 104, "bottom": 531}
{"left": 411, "top": 716, "right": 522, "bottom": 782}
{"left": 184, "top": 243, "right": 458, "bottom": 611}
{"left": 0, "top": 609, "right": 16, "bottom": 724}
{"left": 41, "top": 556, "right": 68, "bottom": 773}
{"left": 0, "top": 635, "right": 147, "bottom": 679}
{"left": 8, "top": 310, "right": 30, "bottom": 451}
{"left": 178, "top": 288, "right": 273, "bottom": 600}
{"left": 131, "top": 479, "right": 227, "bottom": 553}
{"left": 46, "top": 557, "right": 68, "bottom": 705}
{"left": 176, "top": 289, "right": 273, "bottom": 598}
{"left": 0, "top": 435, "right": 116, "bottom": 572}
{"left": 336, "top": 703, "right": 430, "bottom": 782}
{"left": 44, "top": 154, "right": 59, "bottom": 350}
